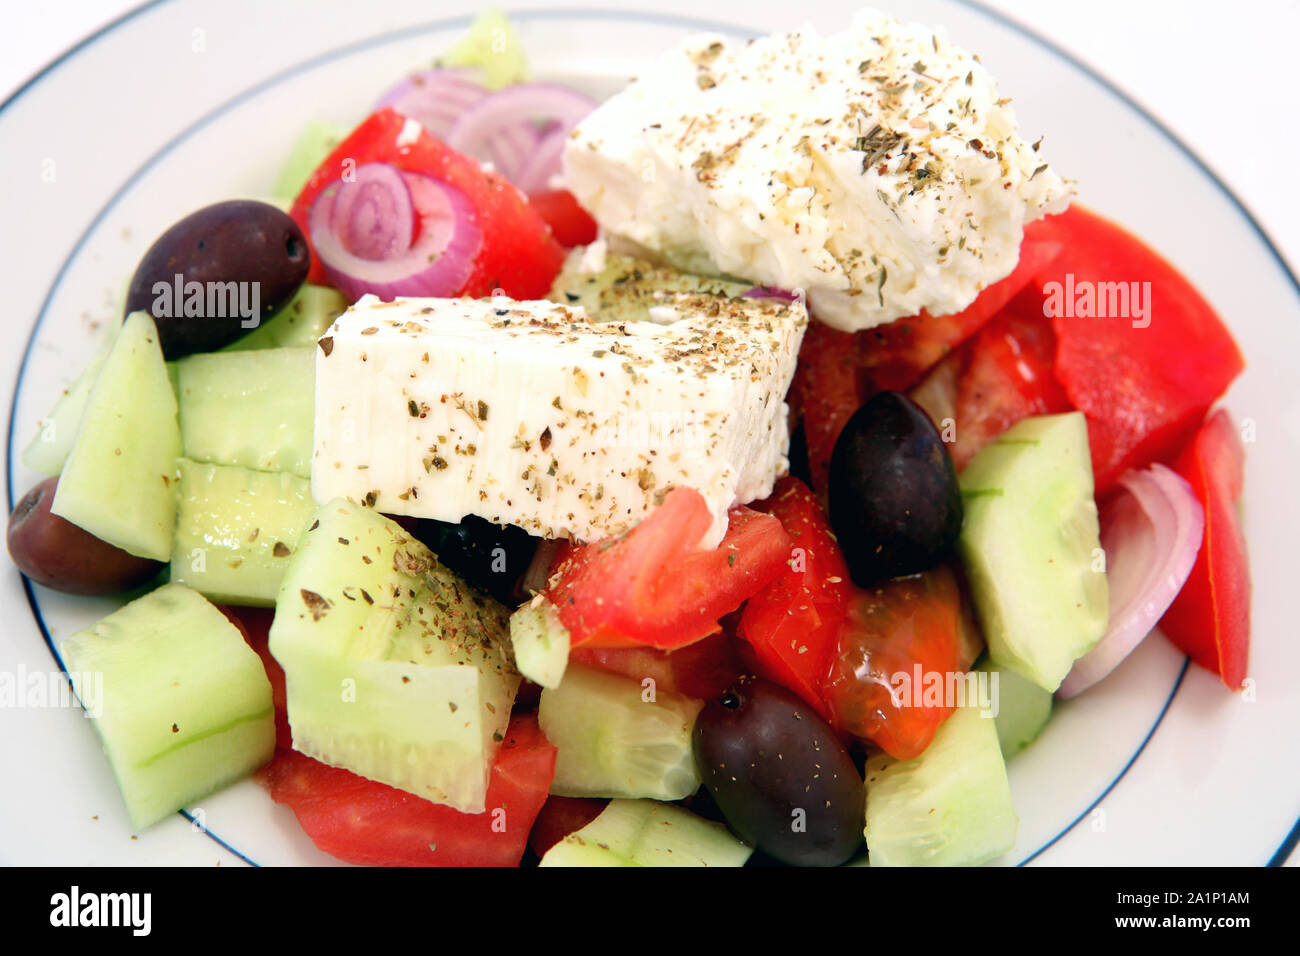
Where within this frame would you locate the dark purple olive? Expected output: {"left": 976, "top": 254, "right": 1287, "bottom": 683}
{"left": 7, "top": 477, "right": 163, "bottom": 595}
{"left": 694, "top": 676, "right": 864, "bottom": 867}
{"left": 408, "top": 515, "right": 539, "bottom": 605}
{"left": 828, "top": 390, "right": 963, "bottom": 587}
{"left": 125, "top": 200, "right": 310, "bottom": 358}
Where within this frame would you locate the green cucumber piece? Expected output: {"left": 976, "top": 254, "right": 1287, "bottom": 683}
{"left": 976, "top": 657, "right": 1054, "bottom": 758}
{"left": 51, "top": 312, "right": 181, "bottom": 561}
{"left": 539, "top": 799, "right": 752, "bottom": 867}
{"left": 958, "top": 412, "right": 1108, "bottom": 691}
{"left": 271, "top": 123, "right": 345, "bottom": 204}
{"left": 864, "top": 702, "right": 1018, "bottom": 866}
{"left": 59, "top": 582, "right": 275, "bottom": 830}
{"left": 22, "top": 323, "right": 123, "bottom": 476}
{"left": 509, "top": 598, "right": 570, "bottom": 689}
{"left": 169, "top": 459, "right": 316, "bottom": 606}
{"left": 224, "top": 283, "right": 346, "bottom": 352}
{"left": 440, "top": 8, "right": 529, "bottom": 90}
{"left": 538, "top": 662, "right": 703, "bottom": 800}
{"left": 269, "top": 498, "right": 520, "bottom": 813}
{"left": 547, "top": 249, "right": 751, "bottom": 324}
{"left": 176, "top": 347, "right": 314, "bottom": 478}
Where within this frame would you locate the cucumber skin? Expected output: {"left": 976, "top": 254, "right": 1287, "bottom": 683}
{"left": 539, "top": 799, "right": 752, "bottom": 867}
{"left": 864, "top": 703, "right": 1018, "bottom": 867}
{"left": 957, "top": 412, "right": 1108, "bottom": 692}
{"left": 977, "top": 659, "right": 1053, "bottom": 758}
{"left": 51, "top": 312, "right": 181, "bottom": 562}
{"left": 59, "top": 582, "right": 274, "bottom": 830}
{"left": 269, "top": 499, "right": 519, "bottom": 813}
{"left": 169, "top": 459, "right": 316, "bottom": 607}
{"left": 176, "top": 348, "right": 315, "bottom": 478}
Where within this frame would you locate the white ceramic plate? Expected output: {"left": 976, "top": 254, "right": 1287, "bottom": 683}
{"left": 2, "top": 0, "right": 1297, "bottom": 866}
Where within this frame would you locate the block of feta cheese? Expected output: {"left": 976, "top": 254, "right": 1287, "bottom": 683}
{"left": 563, "top": 7, "right": 1073, "bottom": 332}
{"left": 312, "top": 293, "right": 808, "bottom": 549}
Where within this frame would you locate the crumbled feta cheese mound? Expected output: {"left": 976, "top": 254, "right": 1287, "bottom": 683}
{"left": 564, "top": 7, "right": 1073, "bottom": 331}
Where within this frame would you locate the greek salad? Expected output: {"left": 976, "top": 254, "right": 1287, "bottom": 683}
{"left": 7, "top": 8, "right": 1249, "bottom": 867}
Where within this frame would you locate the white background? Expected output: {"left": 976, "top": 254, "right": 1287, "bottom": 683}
{"left": 4, "top": 0, "right": 1298, "bottom": 276}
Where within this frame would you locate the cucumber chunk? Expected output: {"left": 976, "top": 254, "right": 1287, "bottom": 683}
{"left": 977, "top": 657, "right": 1054, "bottom": 758}
{"left": 59, "top": 582, "right": 275, "bottom": 830}
{"left": 539, "top": 799, "right": 752, "bottom": 867}
{"left": 51, "top": 312, "right": 181, "bottom": 561}
{"left": 271, "top": 124, "right": 346, "bottom": 204}
{"left": 548, "top": 249, "right": 751, "bottom": 324}
{"left": 538, "top": 662, "right": 703, "bottom": 800}
{"left": 509, "top": 597, "right": 570, "bottom": 689}
{"left": 22, "top": 322, "right": 123, "bottom": 477}
{"left": 224, "top": 283, "right": 346, "bottom": 352}
{"left": 440, "top": 8, "right": 529, "bottom": 90}
{"left": 170, "top": 459, "right": 316, "bottom": 606}
{"left": 269, "top": 498, "right": 520, "bottom": 813}
{"left": 864, "top": 702, "right": 1017, "bottom": 866}
{"left": 176, "top": 347, "right": 314, "bottom": 478}
{"left": 958, "top": 412, "right": 1108, "bottom": 691}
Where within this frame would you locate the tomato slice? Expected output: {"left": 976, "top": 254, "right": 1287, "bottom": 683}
{"left": 569, "top": 632, "right": 747, "bottom": 701}
{"left": 822, "top": 565, "right": 975, "bottom": 760}
{"left": 858, "top": 217, "right": 1066, "bottom": 393}
{"left": 789, "top": 220, "right": 1065, "bottom": 492}
{"left": 951, "top": 307, "right": 1071, "bottom": 469}
{"left": 1022, "top": 205, "right": 1245, "bottom": 493}
{"left": 736, "top": 478, "right": 851, "bottom": 720}
{"left": 289, "top": 108, "right": 565, "bottom": 299}
{"left": 258, "top": 714, "right": 556, "bottom": 867}
{"left": 545, "top": 487, "right": 792, "bottom": 649}
{"left": 1158, "top": 410, "right": 1250, "bottom": 689}
{"left": 527, "top": 796, "right": 609, "bottom": 857}
{"left": 527, "top": 189, "right": 599, "bottom": 248}
{"left": 218, "top": 605, "right": 290, "bottom": 750}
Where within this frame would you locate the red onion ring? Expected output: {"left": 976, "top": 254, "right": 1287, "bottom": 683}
{"left": 309, "top": 166, "right": 483, "bottom": 302}
{"left": 1057, "top": 464, "right": 1205, "bottom": 698}
{"left": 328, "top": 163, "right": 415, "bottom": 261}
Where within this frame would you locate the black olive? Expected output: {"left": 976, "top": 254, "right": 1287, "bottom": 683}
{"left": 694, "top": 677, "right": 864, "bottom": 866}
{"left": 125, "top": 200, "right": 310, "bottom": 358}
{"left": 827, "top": 390, "right": 963, "bottom": 587}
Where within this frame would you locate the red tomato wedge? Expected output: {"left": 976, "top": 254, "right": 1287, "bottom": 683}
{"left": 951, "top": 308, "right": 1071, "bottom": 469}
{"left": 737, "top": 478, "right": 851, "bottom": 720}
{"left": 528, "top": 189, "right": 599, "bottom": 248}
{"left": 1021, "top": 205, "right": 1245, "bottom": 493}
{"left": 858, "top": 216, "right": 1066, "bottom": 394}
{"left": 787, "top": 321, "right": 861, "bottom": 493}
{"left": 218, "top": 605, "right": 290, "bottom": 750}
{"left": 527, "top": 796, "right": 609, "bottom": 857}
{"left": 789, "top": 219, "right": 1065, "bottom": 492}
{"left": 1159, "top": 410, "right": 1250, "bottom": 689}
{"left": 258, "top": 714, "right": 556, "bottom": 867}
{"left": 290, "top": 108, "right": 565, "bottom": 299}
{"left": 569, "top": 632, "right": 747, "bottom": 701}
{"left": 545, "top": 487, "right": 792, "bottom": 649}
{"left": 822, "top": 565, "right": 977, "bottom": 760}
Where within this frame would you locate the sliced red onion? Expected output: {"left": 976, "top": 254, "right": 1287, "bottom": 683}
{"left": 375, "top": 69, "right": 490, "bottom": 140}
{"left": 447, "top": 83, "right": 596, "bottom": 191}
{"left": 1057, "top": 464, "right": 1205, "bottom": 698}
{"left": 309, "top": 166, "right": 482, "bottom": 302}
{"left": 743, "top": 287, "right": 798, "bottom": 302}
{"left": 486, "top": 121, "right": 544, "bottom": 183}
{"left": 513, "top": 124, "right": 569, "bottom": 195}
{"left": 328, "top": 163, "right": 415, "bottom": 261}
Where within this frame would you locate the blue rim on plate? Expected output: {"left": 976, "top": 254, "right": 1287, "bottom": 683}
{"left": 3, "top": 0, "right": 1296, "bottom": 867}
